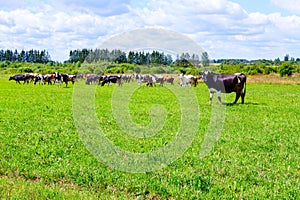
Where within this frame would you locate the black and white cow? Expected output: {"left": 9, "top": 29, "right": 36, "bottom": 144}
{"left": 202, "top": 71, "right": 247, "bottom": 104}
{"left": 54, "top": 72, "right": 75, "bottom": 87}
{"left": 101, "top": 75, "right": 122, "bottom": 86}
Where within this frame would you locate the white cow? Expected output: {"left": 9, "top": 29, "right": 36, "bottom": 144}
{"left": 178, "top": 74, "right": 194, "bottom": 87}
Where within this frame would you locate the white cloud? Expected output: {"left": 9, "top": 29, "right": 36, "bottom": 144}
{"left": 49, "top": 0, "right": 131, "bottom": 16}
{"left": 0, "top": 0, "right": 300, "bottom": 61}
{"left": 129, "top": 0, "right": 300, "bottom": 59}
{"left": 270, "top": 0, "right": 300, "bottom": 13}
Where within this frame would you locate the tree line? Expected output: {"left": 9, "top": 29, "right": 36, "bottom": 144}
{"left": 69, "top": 48, "right": 174, "bottom": 65}
{"left": 69, "top": 48, "right": 173, "bottom": 64}
{"left": 0, "top": 48, "right": 206, "bottom": 68}
{"left": 68, "top": 48, "right": 206, "bottom": 66}
{"left": 1, "top": 48, "right": 298, "bottom": 77}
{"left": 0, "top": 49, "right": 51, "bottom": 63}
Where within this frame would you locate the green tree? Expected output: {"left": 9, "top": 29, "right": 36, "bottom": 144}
{"left": 284, "top": 54, "right": 289, "bottom": 61}
{"left": 201, "top": 52, "right": 209, "bottom": 67}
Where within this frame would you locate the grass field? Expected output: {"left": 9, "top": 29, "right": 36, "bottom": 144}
{"left": 0, "top": 75, "right": 299, "bottom": 199}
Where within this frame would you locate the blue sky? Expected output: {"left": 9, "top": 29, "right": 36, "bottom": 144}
{"left": 0, "top": 0, "right": 299, "bottom": 61}
{"left": 231, "top": 0, "right": 287, "bottom": 14}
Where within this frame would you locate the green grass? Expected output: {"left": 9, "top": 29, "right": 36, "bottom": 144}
{"left": 0, "top": 76, "right": 299, "bottom": 199}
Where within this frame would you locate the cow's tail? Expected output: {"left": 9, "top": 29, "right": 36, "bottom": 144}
{"left": 244, "top": 80, "right": 246, "bottom": 95}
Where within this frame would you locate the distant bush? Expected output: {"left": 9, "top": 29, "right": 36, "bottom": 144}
{"left": 152, "top": 67, "right": 166, "bottom": 74}
{"left": 279, "top": 62, "right": 294, "bottom": 77}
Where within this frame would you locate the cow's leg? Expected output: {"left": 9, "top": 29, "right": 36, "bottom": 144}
{"left": 241, "top": 91, "right": 245, "bottom": 104}
{"left": 56, "top": 80, "right": 61, "bottom": 87}
{"left": 233, "top": 92, "right": 241, "bottom": 104}
{"left": 209, "top": 92, "right": 214, "bottom": 104}
{"left": 217, "top": 91, "right": 222, "bottom": 104}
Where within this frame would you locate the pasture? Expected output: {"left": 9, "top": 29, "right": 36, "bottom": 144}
{"left": 0, "top": 75, "right": 299, "bottom": 199}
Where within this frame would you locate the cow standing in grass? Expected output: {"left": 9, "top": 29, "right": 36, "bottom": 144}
{"left": 179, "top": 74, "right": 192, "bottom": 87}
{"left": 101, "top": 75, "right": 122, "bottom": 86}
{"left": 202, "top": 71, "right": 246, "bottom": 104}
{"left": 9, "top": 74, "right": 33, "bottom": 84}
{"left": 54, "top": 72, "right": 75, "bottom": 88}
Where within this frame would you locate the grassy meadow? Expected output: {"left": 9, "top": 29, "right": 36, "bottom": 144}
{"left": 0, "top": 75, "right": 299, "bottom": 199}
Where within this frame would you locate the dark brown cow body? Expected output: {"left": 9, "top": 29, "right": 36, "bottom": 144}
{"left": 203, "top": 71, "right": 246, "bottom": 104}
{"left": 9, "top": 74, "right": 33, "bottom": 84}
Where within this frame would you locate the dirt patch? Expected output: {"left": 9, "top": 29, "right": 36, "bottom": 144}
{"left": 247, "top": 73, "right": 300, "bottom": 84}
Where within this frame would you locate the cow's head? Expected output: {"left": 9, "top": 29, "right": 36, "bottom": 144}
{"left": 202, "top": 70, "right": 212, "bottom": 82}
{"left": 203, "top": 70, "right": 219, "bottom": 84}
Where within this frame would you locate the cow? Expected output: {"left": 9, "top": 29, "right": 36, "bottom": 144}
{"left": 33, "top": 74, "right": 44, "bottom": 85}
{"left": 189, "top": 76, "right": 200, "bottom": 87}
{"left": 54, "top": 72, "right": 74, "bottom": 87}
{"left": 42, "top": 74, "right": 55, "bottom": 85}
{"left": 179, "top": 74, "right": 194, "bottom": 87}
{"left": 136, "top": 74, "right": 156, "bottom": 86}
{"left": 153, "top": 75, "right": 164, "bottom": 86}
{"left": 202, "top": 71, "right": 246, "bottom": 104}
{"left": 163, "top": 76, "right": 174, "bottom": 85}
{"left": 9, "top": 74, "right": 25, "bottom": 84}
{"left": 9, "top": 74, "right": 33, "bottom": 84}
{"left": 86, "top": 74, "right": 100, "bottom": 85}
{"left": 101, "top": 75, "right": 122, "bottom": 86}
{"left": 121, "top": 74, "right": 134, "bottom": 83}
{"left": 66, "top": 75, "right": 76, "bottom": 85}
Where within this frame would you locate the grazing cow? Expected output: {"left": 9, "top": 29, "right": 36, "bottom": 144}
{"left": 189, "top": 76, "right": 200, "bottom": 87}
{"left": 121, "top": 74, "right": 134, "bottom": 83}
{"left": 43, "top": 74, "right": 55, "bottom": 85}
{"left": 98, "top": 75, "right": 106, "bottom": 85}
{"left": 101, "top": 75, "right": 122, "bottom": 86}
{"left": 66, "top": 75, "right": 76, "bottom": 85}
{"left": 153, "top": 75, "right": 164, "bottom": 86}
{"left": 136, "top": 74, "right": 157, "bottom": 86}
{"left": 9, "top": 74, "right": 33, "bottom": 84}
{"left": 86, "top": 74, "right": 99, "bottom": 85}
{"left": 163, "top": 76, "right": 174, "bottom": 85}
{"left": 34, "top": 74, "right": 44, "bottom": 85}
{"left": 202, "top": 71, "right": 247, "bottom": 104}
{"left": 179, "top": 74, "right": 194, "bottom": 87}
{"left": 54, "top": 72, "right": 73, "bottom": 87}
{"left": 9, "top": 74, "right": 25, "bottom": 84}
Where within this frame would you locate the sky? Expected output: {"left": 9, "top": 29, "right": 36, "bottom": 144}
{"left": 0, "top": 0, "right": 300, "bottom": 61}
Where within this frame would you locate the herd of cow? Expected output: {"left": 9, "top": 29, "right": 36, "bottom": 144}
{"left": 8, "top": 72, "right": 76, "bottom": 87}
{"left": 8, "top": 71, "right": 247, "bottom": 104}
